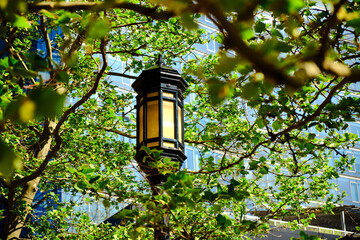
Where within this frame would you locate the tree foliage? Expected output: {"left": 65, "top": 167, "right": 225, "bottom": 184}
{"left": 1, "top": 0, "right": 360, "bottom": 239}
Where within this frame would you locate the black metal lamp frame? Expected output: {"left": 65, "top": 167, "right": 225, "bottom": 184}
{"left": 132, "top": 57, "right": 188, "bottom": 186}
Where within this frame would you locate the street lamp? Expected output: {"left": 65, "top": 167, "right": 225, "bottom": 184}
{"left": 132, "top": 56, "right": 188, "bottom": 186}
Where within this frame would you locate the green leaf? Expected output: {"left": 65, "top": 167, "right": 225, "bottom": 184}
{"left": 218, "top": 0, "right": 243, "bottom": 11}
{"left": 65, "top": 52, "right": 79, "bottom": 68}
{"left": 180, "top": 14, "right": 198, "bottom": 30}
{"left": 276, "top": 41, "right": 292, "bottom": 53}
{"left": 234, "top": 191, "right": 250, "bottom": 201}
{"left": 18, "top": 99, "right": 35, "bottom": 122}
{"left": 103, "top": 199, "right": 111, "bottom": 208}
{"left": 241, "top": 82, "right": 260, "bottom": 100}
{"left": 216, "top": 214, "right": 232, "bottom": 227}
{"left": 75, "top": 181, "right": 87, "bottom": 192}
{"left": 240, "top": 28, "right": 254, "bottom": 40}
{"left": 10, "top": 68, "right": 38, "bottom": 78}
{"left": 271, "top": 29, "right": 284, "bottom": 39}
{"left": 287, "top": 0, "right": 305, "bottom": 13}
{"left": 272, "top": 120, "right": 282, "bottom": 130}
{"left": 3, "top": 97, "right": 35, "bottom": 122}
{"left": 259, "top": 166, "right": 269, "bottom": 174}
{"left": 0, "top": 57, "right": 9, "bottom": 68}
{"left": 87, "top": 19, "right": 111, "bottom": 39}
{"left": 40, "top": 9, "right": 57, "bottom": 19}
{"left": 0, "top": 139, "right": 21, "bottom": 180}
{"left": 29, "top": 87, "right": 65, "bottom": 118}
{"left": 98, "top": 179, "right": 109, "bottom": 190}
{"left": 141, "top": 145, "right": 151, "bottom": 154}
{"left": 254, "top": 21, "right": 266, "bottom": 33}
{"left": 213, "top": 204, "right": 221, "bottom": 212}
{"left": 308, "top": 133, "right": 316, "bottom": 140}
{"left": 249, "top": 160, "right": 259, "bottom": 170}
{"left": 242, "top": 220, "right": 254, "bottom": 225}
{"left": 24, "top": 52, "right": 48, "bottom": 70}
{"left": 259, "top": 156, "right": 267, "bottom": 162}
{"left": 255, "top": 118, "right": 265, "bottom": 128}
{"left": 55, "top": 71, "right": 69, "bottom": 83}
{"left": 13, "top": 14, "right": 30, "bottom": 28}
{"left": 347, "top": 18, "right": 360, "bottom": 28}
{"left": 214, "top": 55, "right": 239, "bottom": 74}
{"left": 207, "top": 78, "right": 233, "bottom": 105}
{"left": 203, "top": 190, "right": 218, "bottom": 201}
{"left": 230, "top": 179, "right": 240, "bottom": 186}
{"left": 57, "top": 11, "right": 80, "bottom": 24}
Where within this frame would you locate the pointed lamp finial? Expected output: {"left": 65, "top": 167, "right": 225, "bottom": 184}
{"left": 156, "top": 54, "right": 164, "bottom": 66}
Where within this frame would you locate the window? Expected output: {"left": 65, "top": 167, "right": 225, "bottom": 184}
{"left": 184, "top": 92, "right": 195, "bottom": 104}
{"left": 108, "top": 58, "right": 136, "bottom": 90}
{"left": 204, "top": 15, "right": 213, "bottom": 25}
{"left": 185, "top": 147, "right": 195, "bottom": 170}
{"left": 206, "top": 32, "right": 216, "bottom": 53}
{"left": 214, "top": 153, "right": 222, "bottom": 165}
{"left": 337, "top": 178, "right": 351, "bottom": 202}
{"left": 351, "top": 182, "right": 359, "bottom": 202}
{"left": 350, "top": 123, "right": 360, "bottom": 136}
{"left": 354, "top": 150, "right": 360, "bottom": 174}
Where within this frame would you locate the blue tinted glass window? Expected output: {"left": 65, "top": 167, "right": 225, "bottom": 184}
{"left": 337, "top": 178, "right": 351, "bottom": 202}
{"left": 207, "top": 33, "right": 216, "bottom": 53}
{"left": 194, "top": 148, "right": 200, "bottom": 171}
{"left": 354, "top": 151, "right": 360, "bottom": 173}
{"left": 351, "top": 182, "right": 359, "bottom": 202}
{"left": 186, "top": 148, "right": 194, "bottom": 170}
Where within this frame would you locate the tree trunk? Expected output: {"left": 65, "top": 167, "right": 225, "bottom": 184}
{"left": 6, "top": 120, "right": 56, "bottom": 240}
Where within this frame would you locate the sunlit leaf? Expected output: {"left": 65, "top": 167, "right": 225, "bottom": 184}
{"left": 18, "top": 99, "right": 35, "bottom": 122}
{"left": 240, "top": 28, "right": 254, "bottom": 40}
{"left": 13, "top": 14, "right": 30, "bottom": 28}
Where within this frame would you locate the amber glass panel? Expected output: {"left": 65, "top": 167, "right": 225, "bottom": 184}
{"left": 163, "top": 100, "right": 175, "bottom": 139}
{"left": 139, "top": 105, "right": 143, "bottom": 143}
{"left": 163, "top": 142, "right": 175, "bottom": 148}
{"left": 147, "top": 100, "right": 159, "bottom": 139}
{"left": 163, "top": 92, "right": 174, "bottom": 98}
{"left": 147, "top": 141, "right": 159, "bottom": 147}
{"left": 147, "top": 92, "right": 158, "bottom": 98}
{"left": 178, "top": 105, "right": 182, "bottom": 143}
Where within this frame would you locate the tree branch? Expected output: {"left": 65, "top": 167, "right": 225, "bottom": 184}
{"left": 100, "top": 127, "right": 136, "bottom": 139}
{"left": 112, "top": 20, "right": 151, "bottom": 29}
{"left": 195, "top": 0, "right": 302, "bottom": 90}
{"left": 106, "top": 71, "right": 137, "bottom": 80}
{"left": 0, "top": 27, "right": 17, "bottom": 57}
{"left": 317, "top": 0, "right": 347, "bottom": 64}
{"left": 39, "top": 15, "right": 54, "bottom": 79}
{"left": 274, "top": 70, "right": 360, "bottom": 139}
{"left": 28, "top": 1, "right": 176, "bottom": 20}
{"left": 12, "top": 37, "right": 109, "bottom": 186}
{"left": 195, "top": 70, "right": 360, "bottom": 174}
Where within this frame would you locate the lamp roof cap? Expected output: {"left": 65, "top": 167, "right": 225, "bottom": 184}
{"left": 131, "top": 56, "right": 188, "bottom": 94}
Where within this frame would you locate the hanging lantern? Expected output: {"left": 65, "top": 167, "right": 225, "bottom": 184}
{"left": 132, "top": 57, "right": 188, "bottom": 185}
